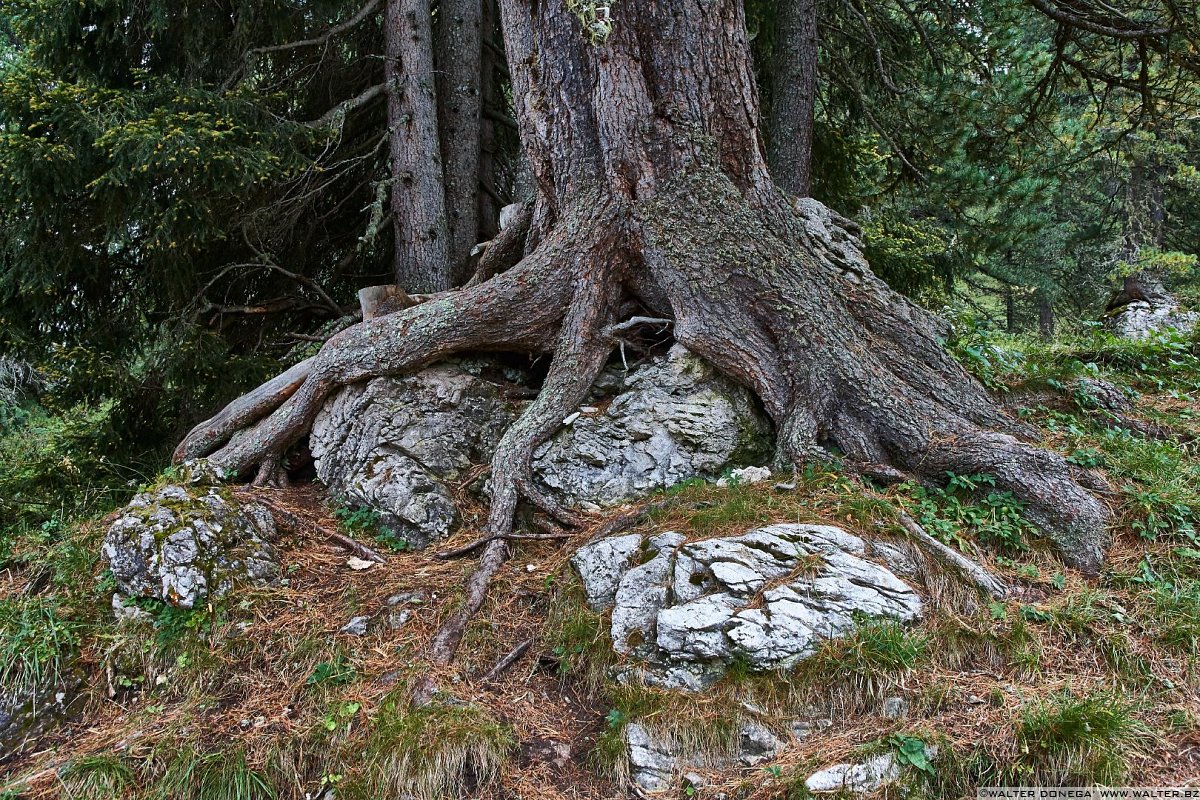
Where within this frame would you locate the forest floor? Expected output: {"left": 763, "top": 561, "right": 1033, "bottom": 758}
{"left": 2, "top": 327, "right": 1200, "bottom": 799}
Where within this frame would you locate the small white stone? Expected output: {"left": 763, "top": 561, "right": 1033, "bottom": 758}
{"left": 562, "top": 412, "right": 581, "bottom": 426}
{"left": 805, "top": 753, "right": 899, "bottom": 793}
{"left": 881, "top": 696, "right": 907, "bottom": 720}
{"left": 345, "top": 557, "right": 375, "bottom": 571}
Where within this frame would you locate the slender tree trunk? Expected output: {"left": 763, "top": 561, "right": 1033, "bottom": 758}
{"left": 387, "top": 0, "right": 452, "bottom": 292}
{"left": 767, "top": 0, "right": 819, "bottom": 197}
{"left": 1005, "top": 287, "right": 1016, "bottom": 334}
{"left": 477, "top": 0, "right": 502, "bottom": 241}
{"left": 1037, "top": 290, "right": 1055, "bottom": 339}
{"left": 181, "top": 0, "right": 1112, "bottom": 659}
{"left": 434, "top": 0, "right": 484, "bottom": 279}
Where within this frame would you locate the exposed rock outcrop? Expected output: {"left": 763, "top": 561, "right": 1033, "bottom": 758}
{"left": 103, "top": 477, "right": 280, "bottom": 609}
{"left": 310, "top": 361, "right": 519, "bottom": 550}
{"left": 310, "top": 348, "right": 772, "bottom": 549}
{"left": 1107, "top": 300, "right": 1198, "bottom": 340}
{"left": 805, "top": 753, "right": 902, "bottom": 793}
{"left": 571, "top": 524, "right": 924, "bottom": 690}
{"left": 531, "top": 345, "right": 772, "bottom": 508}
{"left": 1105, "top": 273, "right": 1198, "bottom": 339}
{"left": 625, "top": 722, "right": 677, "bottom": 791}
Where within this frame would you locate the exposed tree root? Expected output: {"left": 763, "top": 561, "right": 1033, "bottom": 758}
{"left": 481, "top": 637, "right": 534, "bottom": 683}
{"left": 637, "top": 172, "right": 1111, "bottom": 572}
{"left": 177, "top": 182, "right": 1113, "bottom": 679}
{"left": 897, "top": 512, "right": 1008, "bottom": 599}
{"left": 429, "top": 241, "right": 623, "bottom": 664}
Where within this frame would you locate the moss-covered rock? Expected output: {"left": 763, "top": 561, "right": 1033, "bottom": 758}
{"left": 102, "top": 473, "right": 280, "bottom": 609}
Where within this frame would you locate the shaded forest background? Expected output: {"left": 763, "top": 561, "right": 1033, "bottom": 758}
{"left": 0, "top": 0, "right": 1198, "bottom": 538}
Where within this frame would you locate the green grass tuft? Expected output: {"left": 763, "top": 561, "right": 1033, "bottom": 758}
{"left": 58, "top": 754, "right": 135, "bottom": 800}
{"left": 0, "top": 598, "right": 80, "bottom": 692}
{"left": 1016, "top": 690, "right": 1148, "bottom": 783}
{"left": 796, "top": 617, "right": 930, "bottom": 700}
{"left": 359, "top": 694, "right": 514, "bottom": 800}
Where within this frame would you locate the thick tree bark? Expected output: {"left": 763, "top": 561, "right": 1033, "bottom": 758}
{"left": 476, "top": 0, "right": 503, "bottom": 241}
{"left": 767, "top": 0, "right": 819, "bottom": 197}
{"left": 434, "top": 0, "right": 484, "bottom": 278}
{"left": 179, "top": 0, "right": 1112, "bottom": 664}
{"left": 387, "top": 0, "right": 453, "bottom": 292}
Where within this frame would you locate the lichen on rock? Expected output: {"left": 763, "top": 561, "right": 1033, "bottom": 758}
{"left": 103, "top": 467, "right": 281, "bottom": 609}
{"left": 309, "top": 347, "right": 772, "bottom": 549}
{"left": 571, "top": 524, "right": 924, "bottom": 690}
{"left": 310, "top": 360, "right": 521, "bottom": 550}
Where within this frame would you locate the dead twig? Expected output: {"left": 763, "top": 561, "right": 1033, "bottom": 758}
{"left": 481, "top": 637, "right": 533, "bottom": 682}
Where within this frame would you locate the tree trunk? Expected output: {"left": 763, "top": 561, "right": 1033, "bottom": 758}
{"left": 476, "top": 0, "right": 502, "bottom": 241}
{"left": 434, "top": 0, "right": 484, "bottom": 279}
{"left": 387, "top": 0, "right": 453, "bottom": 292}
{"left": 767, "top": 0, "right": 819, "bottom": 197}
{"left": 1037, "top": 290, "right": 1055, "bottom": 339}
{"left": 1109, "top": 156, "right": 1175, "bottom": 312}
{"left": 178, "top": 0, "right": 1112, "bottom": 664}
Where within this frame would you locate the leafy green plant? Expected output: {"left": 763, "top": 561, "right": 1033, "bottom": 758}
{"left": 889, "top": 734, "right": 936, "bottom": 776}
{"left": 902, "top": 472, "right": 1035, "bottom": 552}
{"left": 306, "top": 654, "right": 356, "bottom": 687}
{"left": 333, "top": 504, "right": 381, "bottom": 534}
{"left": 139, "top": 601, "right": 212, "bottom": 649}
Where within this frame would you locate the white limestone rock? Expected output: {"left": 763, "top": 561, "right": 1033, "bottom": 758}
{"left": 572, "top": 524, "right": 923, "bottom": 688}
{"left": 311, "top": 348, "right": 771, "bottom": 550}
{"left": 805, "top": 753, "right": 901, "bottom": 793}
{"left": 625, "top": 722, "right": 677, "bottom": 791}
{"left": 531, "top": 345, "right": 772, "bottom": 507}
{"left": 1107, "top": 300, "right": 1198, "bottom": 340}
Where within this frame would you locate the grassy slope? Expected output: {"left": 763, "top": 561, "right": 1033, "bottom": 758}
{"left": 1, "top": 326, "right": 1199, "bottom": 799}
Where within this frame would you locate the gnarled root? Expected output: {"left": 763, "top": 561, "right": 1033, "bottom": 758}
{"left": 175, "top": 220, "right": 589, "bottom": 477}
{"left": 430, "top": 243, "right": 624, "bottom": 664}
{"left": 177, "top": 180, "right": 1114, "bottom": 679}
{"left": 638, "top": 171, "right": 1112, "bottom": 573}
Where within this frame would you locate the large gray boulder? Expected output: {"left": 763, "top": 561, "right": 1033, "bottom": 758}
{"left": 310, "top": 362, "right": 518, "bottom": 550}
{"left": 571, "top": 524, "right": 923, "bottom": 690}
{"left": 1106, "top": 300, "right": 1198, "bottom": 340}
{"left": 310, "top": 348, "right": 771, "bottom": 549}
{"left": 103, "top": 479, "right": 280, "bottom": 609}
{"left": 531, "top": 345, "right": 772, "bottom": 508}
